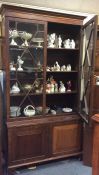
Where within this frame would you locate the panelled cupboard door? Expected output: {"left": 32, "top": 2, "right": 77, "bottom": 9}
{"left": 8, "top": 124, "right": 49, "bottom": 167}
{"left": 79, "top": 15, "right": 97, "bottom": 124}
{"left": 52, "top": 123, "right": 82, "bottom": 155}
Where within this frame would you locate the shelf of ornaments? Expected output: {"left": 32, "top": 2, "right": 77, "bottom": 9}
{"left": 9, "top": 113, "right": 72, "bottom": 119}
{"left": 46, "top": 91, "right": 77, "bottom": 95}
{"left": 46, "top": 61, "right": 78, "bottom": 72}
{"left": 9, "top": 45, "right": 44, "bottom": 50}
{"left": 9, "top": 110, "right": 76, "bottom": 119}
{"left": 47, "top": 47, "right": 79, "bottom": 51}
{"left": 10, "top": 90, "right": 77, "bottom": 97}
{"left": 9, "top": 57, "right": 44, "bottom": 75}
{"left": 45, "top": 111, "right": 76, "bottom": 117}
{"left": 10, "top": 68, "right": 43, "bottom": 78}
{"left": 46, "top": 70, "right": 78, "bottom": 73}
{"left": 10, "top": 77, "right": 43, "bottom": 81}
{"left": 10, "top": 92, "right": 43, "bottom": 96}
{"left": 9, "top": 44, "right": 78, "bottom": 51}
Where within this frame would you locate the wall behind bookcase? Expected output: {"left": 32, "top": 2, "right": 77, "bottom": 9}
{"left": 0, "top": 0, "right": 99, "bottom": 15}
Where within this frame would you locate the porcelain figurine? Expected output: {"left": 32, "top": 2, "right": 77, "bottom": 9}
{"left": 61, "top": 65, "right": 67, "bottom": 71}
{"left": 58, "top": 35, "right": 62, "bottom": 48}
{"left": 48, "top": 33, "right": 56, "bottom": 48}
{"left": 67, "top": 81, "right": 71, "bottom": 91}
{"left": 50, "top": 66, "right": 54, "bottom": 71}
{"left": 54, "top": 83, "right": 58, "bottom": 92}
{"left": 46, "top": 83, "right": 51, "bottom": 93}
{"left": 70, "top": 39, "right": 75, "bottom": 49}
{"left": 34, "top": 79, "right": 41, "bottom": 93}
{"left": 50, "top": 83, "right": 55, "bottom": 93}
{"left": 66, "top": 64, "right": 71, "bottom": 71}
{"left": 17, "top": 56, "right": 24, "bottom": 71}
{"left": 46, "top": 66, "right": 50, "bottom": 71}
{"left": 10, "top": 82, "right": 20, "bottom": 94}
{"left": 63, "top": 39, "right": 70, "bottom": 48}
{"left": 54, "top": 61, "right": 60, "bottom": 71}
{"left": 59, "top": 81, "right": 66, "bottom": 93}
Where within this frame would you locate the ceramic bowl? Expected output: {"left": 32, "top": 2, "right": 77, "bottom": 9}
{"left": 62, "top": 107, "right": 72, "bottom": 113}
{"left": 45, "top": 107, "right": 50, "bottom": 114}
{"left": 10, "top": 106, "right": 21, "bottom": 117}
{"left": 36, "top": 106, "right": 43, "bottom": 114}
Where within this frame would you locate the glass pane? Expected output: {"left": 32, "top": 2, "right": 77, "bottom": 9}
{"left": 80, "top": 21, "right": 95, "bottom": 122}
{"left": 9, "top": 20, "right": 45, "bottom": 118}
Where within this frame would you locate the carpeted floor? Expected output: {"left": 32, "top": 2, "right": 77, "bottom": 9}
{"left": 14, "top": 158, "right": 92, "bottom": 175}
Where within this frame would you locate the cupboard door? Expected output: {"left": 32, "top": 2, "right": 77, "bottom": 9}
{"left": 93, "top": 29, "right": 99, "bottom": 114}
{"left": 8, "top": 124, "right": 49, "bottom": 166}
{"left": 52, "top": 123, "right": 82, "bottom": 155}
{"left": 79, "top": 16, "right": 97, "bottom": 123}
{"left": 6, "top": 18, "right": 47, "bottom": 120}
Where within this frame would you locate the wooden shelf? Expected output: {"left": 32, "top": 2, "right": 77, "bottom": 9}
{"left": 9, "top": 45, "right": 43, "bottom": 50}
{"left": 10, "top": 92, "right": 43, "bottom": 96}
{"left": 46, "top": 70, "right": 78, "bottom": 73}
{"left": 46, "top": 91, "right": 77, "bottom": 95}
{"left": 47, "top": 47, "right": 79, "bottom": 50}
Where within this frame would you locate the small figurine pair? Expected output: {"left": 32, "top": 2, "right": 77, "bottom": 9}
{"left": 59, "top": 80, "right": 71, "bottom": 93}
{"left": 63, "top": 39, "right": 75, "bottom": 49}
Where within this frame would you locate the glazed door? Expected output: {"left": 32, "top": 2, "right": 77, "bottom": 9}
{"left": 79, "top": 16, "right": 97, "bottom": 123}
{"left": 6, "top": 18, "right": 47, "bottom": 119}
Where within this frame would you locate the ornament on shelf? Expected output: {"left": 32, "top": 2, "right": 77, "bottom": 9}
{"left": 10, "top": 62, "right": 16, "bottom": 71}
{"left": 59, "top": 81, "right": 66, "bottom": 93}
{"left": 54, "top": 61, "right": 60, "bottom": 71}
{"left": 61, "top": 65, "right": 67, "bottom": 71}
{"left": 70, "top": 39, "right": 75, "bottom": 49}
{"left": 17, "top": 56, "right": 24, "bottom": 71}
{"left": 46, "top": 66, "right": 51, "bottom": 72}
{"left": 95, "top": 76, "right": 99, "bottom": 85}
{"left": 67, "top": 80, "right": 71, "bottom": 92}
{"left": 47, "top": 33, "right": 56, "bottom": 48}
{"left": 9, "top": 29, "right": 18, "bottom": 46}
{"left": 63, "top": 39, "right": 70, "bottom": 48}
{"left": 66, "top": 64, "right": 71, "bottom": 71}
{"left": 50, "top": 82, "right": 55, "bottom": 93}
{"left": 58, "top": 35, "right": 62, "bottom": 48}
{"left": 10, "top": 82, "right": 20, "bottom": 94}
{"left": 34, "top": 79, "right": 41, "bottom": 93}
{"left": 62, "top": 107, "right": 72, "bottom": 113}
{"left": 54, "top": 83, "right": 58, "bottom": 93}
{"left": 46, "top": 83, "right": 51, "bottom": 93}
{"left": 50, "top": 109, "right": 56, "bottom": 115}
{"left": 46, "top": 76, "right": 57, "bottom": 93}
{"left": 19, "top": 31, "right": 32, "bottom": 46}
